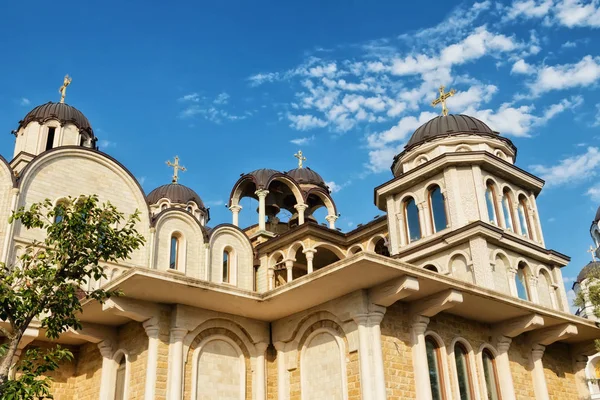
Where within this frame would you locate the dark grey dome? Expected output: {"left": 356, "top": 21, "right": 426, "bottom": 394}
{"left": 577, "top": 261, "right": 600, "bottom": 284}
{"left": 18, "top": 102, "right": 94, "bottom": 136}
{"left": 405, "top": 114, "right": 496, "bottom": 149}
{"left": 286, "top": 167, "right": 327, "bottom": 189}
{"left": 246, "top": 168, "right": 281, "bottom": 188}
{"left": 147, "top": 184, "right": 205, "bottom": 209}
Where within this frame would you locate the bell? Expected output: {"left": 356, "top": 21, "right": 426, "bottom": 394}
{"left": 256, "top": 193, "right": 281, "bottom": 217}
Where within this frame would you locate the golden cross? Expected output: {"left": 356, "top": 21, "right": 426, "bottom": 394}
{"left": 166, "top": 156, "right": 186, "bottom": 183}
{"left": 58, "top": 75, "right": 72, "bottom": 104}
{"left": 431, "top": 85, "right": 457, "bottom": 116}
{"left": 588, "top": 245, "right": 597, "bottom": 262}
{"left": 294, "top": 150, "right": 306, "bottom": 169}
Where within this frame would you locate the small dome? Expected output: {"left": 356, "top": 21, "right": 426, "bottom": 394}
{"left": 577, "top": 261, "right": 600, "bottom": 284}
{"left": 18, "top": 102, "right": 94, "bottom": 136}
{"left": 246, "top": 168, "right": 281, "bottom": 188}
{"left": 147, "top": 183, "right": 205, "bottom": 209}
{"left": 286, "top": 167, "right": 327, "bottom": 189}
{"left": 405, "top": 114, "right": 496, "bottom": 149}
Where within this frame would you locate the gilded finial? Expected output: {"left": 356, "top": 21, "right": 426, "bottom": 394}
{"left": 431, "top": 85, "right": 457, "bottom": 116}
{"left": 166, "top": 156, "right": 186, "bottom": 183}
{"left": 58, "top": 75, "right": 72, "bottom": 104}
{"left": 588, "top": 245, "right": 597, "bottom": 262}
{"left": 294, "top": 150, "right": 306, "bottom": 168}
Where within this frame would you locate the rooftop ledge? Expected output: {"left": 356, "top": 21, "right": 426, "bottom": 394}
{"left": 73, "top": 252, "right": 598, "bottom": 347}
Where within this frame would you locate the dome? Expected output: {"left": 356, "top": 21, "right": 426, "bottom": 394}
{"left": 18, "top": 102, "right": 94, "bottom": 136}
{"left": 286, "top": 167, "right": 327, "bottom": 189}
{"left": 147, "top": 183, "right": 205, "bottom": 209}
{"left": 405, "top": 114, "right": 496, "bottom": 149}
{"left": 246, "top": 168, "right": 281, "bottom": 188}
{"left": 576, "top": 261, "right": 600, "bottom": 284}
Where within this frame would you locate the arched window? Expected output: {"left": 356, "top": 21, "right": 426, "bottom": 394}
{"left": 223, "top": 249, "right": 231, "bottom": 283}
{"left": 161, "top": 203, "right": 168, "bottom": 211}
{"left": 186, "top": 206, "right": 193, "bottom": 213}
{"left": 404, "top": 197, "right": 421, "bottom": 243}
{"left": 428, "top": 186, "right": 448, "bottom": 233}
{"left": 426, "top": 336, "right": 445, "bottom": 400}
{"left": 454, "top": 343, "right": 474, "bottom": 400}
{"left": 45, "top": 127, "right": 56, "bottom": 151}
{"left": 481, "top": 349, "right": 501, "bottom": 400}
{"left": 502, "top": 188, "right": 515, "bottom": 232}
{"left": 537, "top": 270, "right": 554, "bottom": 308}
{"left": 169, "top": 235, "right": 179, "bottom": 270}
{"left": 424, "top": 264, "right": 439, "bottom": 272}
{"left": 374, "top": 238, "right": 390, "bottom": 257}
{"left": 485, "top": 182, "right": 499, "bottom": 225}
{"left": 516, "top": 263, "right": 530, "bottom": 300}
{"left": 114, "top": 353, "right": 127, "bottom": 400}
{"left": 518, "top": 196, "right": 532, "bottom": 239}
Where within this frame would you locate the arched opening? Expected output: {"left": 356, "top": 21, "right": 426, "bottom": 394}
{"left": 518, "top": 195, "right": 533, "bottom": 239}
{"left": 302, "top": 330, "right": 345, "bottom": 399}
{"left": 453, "top": 342, "right": 474, "bottom": 400}
{"left": 169, "top": 234, "right": 180, "bottom": 270}
{"left": 114, "top": 353, "right": 127, "bottom": 400}
{"left": 312, "top": 247, "right": 342, "bottom": 271}
{"left": 424, "top": 264, "right": 438, "bottom": 272}
{"left": 485, "top": 181, "right": 499, "bottom": 226}
{"left": 403, "top": 197, "right": 421, "bottom": 243}
{"left": 537, "top": 269, "right": 553, "bottom": 308}
{"left": 348, "top": 245, "right": 363, "bottom": 256}
{"left": 516, "top": 262, "right": 530, "bottom": 301}
{"left": 195, "top": 338, "right": 245, "bottom": 400}
{"left": 45, "top": 127, "right": 56, "bottom": 151}
{"left": 288, "top": 246, "right": 309, "bottom": 280}
{"left": 493, "top": 254, "right": 510, "bottom": 294}
{"left": 428, "top": 185, "right": 448, "bottom": 233}
{"left": 481, "top": 349, "right": 501, "bottom": 400}
{"left": 222, "top": 249, "right": 231, "bottom": 283}
{"left": 273, "top": 253, "right": 286, "bottom": 288}
{"left": 502, "top": 188, "right": 516, "bottom": 232}
{"left": 425, "top": 336, "right": 445, "bottom": 400}
{"left": 451, "top": 254, "right": 473, "bottom": 283}
{"left": 374, "top": 237, "right": 390, "bottom": 257}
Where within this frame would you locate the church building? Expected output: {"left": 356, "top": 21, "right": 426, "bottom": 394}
{"left": 2, "top": 80, "right": 600, "bottom": 400}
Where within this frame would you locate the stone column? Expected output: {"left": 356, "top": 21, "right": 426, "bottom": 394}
{"left": 167, "top": 327, "right": 188, "bottom": 400}
{"left": 410, "top": 315, "right": 432, "bottom": 400}
{"left": 528, "top": 276, "right": 540, "bottom": 304}
{"left": 1, "top": 187, "right": 20, "bottom": 264}
{"left": 496, "top": 194, "right": 507, "bottom": 229}
{"left": 353, "top": 314, "right": 374, "bottom": 399}
{"left": 573, "top": 355, "right": 592, "bottom": 400}
{"left": 255, "top": 190, "right": 269, "bottom": 231}
{"left": 530, "top": 344, "right": 550, "bottom": 400}
{"left": 417, "top": 203, "right": 427, "bottom": 238}
{"left": 273, "top": 342, "right": 288, "bottom": 400}
{"left": 385, "top": 196, "right": 400, "bottom": 255}
{"left": 229, "top": 205, "right": 242, "bottom": 227}
{"left": 148, "top": 227, "right": 157, "bottom": 269}
{"left": 303, "top": 249, "right": 316, "bottom": 274}
{"left": 294, "top": 204, "right": 308, "bottom": 225}
{"left": 254, "top": 343, "right": 269, "bottom": 400}
{"left": 98, "top": 340, "right": 115, "bottom": 400}
{"left": 325, "top": 214, "right": 338, "bottom": 230}
{"left": 370, "top": 311, "right": 387, "bottom": 400}
{"left": 285, "top": 259, "right": 294, "bottom": 283}
{"left": 143, "top": 317, "right": 160, "bottom": 400}
{"left": 495, "top": 336, "right": 516, "bottom": 400}
{"left": 268, "top": 268, "right": 275, "bottom": 290}
{"left": 508, "top": 268, "right": 518, "bottom": 297}
{"left": 420, "top": 201, "right": 433, "bottom": 236}
{"left": 529, "top": 193, "right": 545, "bottom": 246}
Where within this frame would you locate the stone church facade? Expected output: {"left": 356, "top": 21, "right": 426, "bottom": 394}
{"left": 3, "top": 88, "right": 600, "bottom": 400}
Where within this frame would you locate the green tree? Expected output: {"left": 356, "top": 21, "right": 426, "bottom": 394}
{"left": 575, "top": 267, "right": 600, "bottom": 352}
{"left": 0, "top": 195, "right": 145, "bottom": 398}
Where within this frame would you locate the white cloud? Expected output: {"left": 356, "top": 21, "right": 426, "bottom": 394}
{"left": 206, "top": 200, "right": 225, "bottom": 206}
{"left": 555, "top": 0, "right": 600, "bottom": 28}
{"left": 529, "top": 56, "right": 600, "bottom": 95}
{"left": 504, "top": 0, "right": 553, "bottom": 20}
{"left": 367, "top": 111, "right": 437, "bottom": 149}
{"left": 288, "top": 114, "right": 328, "bottom": 130}
{"left": 290, "top": 135, "right": 315, "bottom": 145}
{"left": 179, "top": 93, "right": 200, "bottom": 102}
{"left": 248, "top": 72, "right": 280, "bottom": 86}
{"left": 367, "top": 145, "right": 404, "bottom": 173}
{"left": 326, "top": 180, "right": 350, "bottom": 193}
{"left": 511, "top": 59, "right": 536, "bottom": 75}
{"left": 214, "top": 92, "right": 230, "bottom": 105}
{"left": 593, "top": 103, "right": 600, "bottom": 127}
{"left": 530, "top": 147, "right": 600, "bottom": 187}
{"left": 98, "top": 139, "right": 116, "bottom": 149}
{"left": 138, "top": 176, "right": 146, "bottom": 187}
{"left": 562, "top": 40, "right": 578, "bottom": 48}
{"left": 19, "top": 97, "right": 30, "bottom": 106}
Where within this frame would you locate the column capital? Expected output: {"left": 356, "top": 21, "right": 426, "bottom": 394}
{"left": 531, "top": 343, "right": 546, "bottom": 361}
{"left": 410, "top": 314, "right": 430, "bottom": 334}
{"left": 303, "top": 248, "right": 317, "bottom": 255}
{"left": 325, "top": 214, "right": 338, "bottom": 222}
{"left": 284, "top": 259, "right": 295, "bottom": 269}
{"left": 294, "top": 203, "right": 308, "bottom": 212}
{"left": 273, "top": 341, "right": 286, "bottom": 352}
{"left": 229, "top": 204, "right": 242, "bottom": 212}
{"left": 143, "top": 317, "right": 160, "bottom": 338}
{"left": 170, "top": 327, "right": 188, "bottom": 343}
{"left": 255, "top": 189, "right": 269, "bottom": 198}
{"left": 495, "top": 335, "right": 512, "bottom": 353}
{"left": 254, "top": 342, "right": 269, "bottom": 355}
{"left": 98, "top": 339, "right": 114, "bottom": 358}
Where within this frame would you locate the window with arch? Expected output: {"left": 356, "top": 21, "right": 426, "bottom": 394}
{"left": 161, "top": 203, "right": 168, "bottom": 211}
{"left": 374, "top": 237, "right": 390, "bottom": 257}
{"left": 169, "top": 235, "right": 180, "bottom": 270}
{"left": 222, "top": 249, "right": 231, "bottom": 283}
{"left": 425, "top": 336, "right": 445, "bottom": 400}
{"left": 485, "top": 182, "right": 499, "bottom": 225}
{"left": 424, "top": 264, "right": 439, "bottom": 272}
{"left": 453, "top": 342, "right": 474, "bottom": 400}
{"left": 114, "top": 353, "right": 127, "bottom": 400}
{"left": 517, "top": 195, "right": 532, "bottom": 239}
{"left": 537, "top": 269, "right": 554, "bottom": 308}
{"left": 501, "top": 188, "right": 515, "bottom": 232}
{"left": 481, "top": 349, "right": 501, "bottom": 400}
{"left": 45, "top": 127, "right": 56, "bottom": 151}
{"left": 54, "top": 199, "right": 68, "bottom": 223}
{"left": 428, "top": 185, "right": 448, "bottom": 233}
{"left": 516, "top": 263, "right": 530, "bottom": 301}
{"left": 404, "top": 197, "right": 421, "bottom": 243}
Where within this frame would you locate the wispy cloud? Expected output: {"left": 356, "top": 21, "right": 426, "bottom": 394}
{"left": 326, "top": 180, "right": 351, "bottom": 193}
{"left": 98, "top": 139, "right": 117, "bottom": 149}
{"left": 503, "top": 0, "right": 600, "bottom": 28}
{"left": 530, "top": 146, "right": 600, "bottom": 187}
{"left": 206, "top": 199, "right": 225, "bottom": 206}
{"left": 178, "top": 92, "right": 247, "bottom": 123}
{"left": 19, "top": 97, "right": 30, "bottom": 106}
{"left": 178, "top": 93, "right": 200, "bottom": 102}
{"left": 290, "top": 135, "right": 315, "bottom": 145}
{"left": 214, "top": 92, "right": 230, "bottom": 105}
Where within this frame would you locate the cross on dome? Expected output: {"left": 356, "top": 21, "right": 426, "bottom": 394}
{"left": 58, "top": 75, "right": 72, "bottom": 104}
{"left": 166, "top": 156, "right": 186, "bottom": 183}
{"left": 588, "top": 245, "right": 597, "bottom": 262}
{"left": 431, "top": 85, "right": 457, "bottom": 116}
{"left": 294, "top": 150, "right": 306, "bottom": 168}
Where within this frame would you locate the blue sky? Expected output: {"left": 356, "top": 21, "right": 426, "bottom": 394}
{"left": 1, "top": 0, "right": 599, "bottom": 300}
